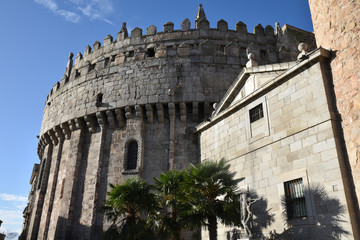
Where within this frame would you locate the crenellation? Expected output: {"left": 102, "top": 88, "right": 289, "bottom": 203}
{"left": 130, "top": 27, "right": 142, "bottom": 38}
{"left": 84, "top": 45, "right": 92, "bottom": 57}
{"left": 181, "top": 18, "right": 191, "bottom": 31}
{"left": 93, "top": 41, "right": 101, "bottom": 52}
{"left": 103, "top": 34, "right": 113, "bottom": 46}
{"left": 217, "top": 19, "right": 228, "bottom": 31}
{"left": 265, "top": 25, "right": 274, "bottom": 37}
{"left": 254, "top": 23, "right": 265, "bottom": 36}
{"left": 146, "top": 25, "right": 157, "bottom": 35}
{"left": 236, "top": 21, "right": 247, "bottom": 33}
{"left": 163, "top": 22, "right": 174, "bottom": 33}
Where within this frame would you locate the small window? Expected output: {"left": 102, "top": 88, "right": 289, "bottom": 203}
{"left": 88, "top": 63, "right": 96, "bottom": 72}
{"left": 75, "top": 69, "right": 81, "bottom": 78}
{"left": 249, "top": 104, "right": 264, "bottom": 123}
{"left": 111, "top": 55, "right": 116, "bottom": 62}
{"left": 284, "top": 178, "right": 307, "bottom": 219}
{"left": 126, "top": 141, "right": 138, "bottom": 170}
{"left": 146, "top": 48, "right": 155, "bottom": 57}
{"left": 260, "top": 50, "right": 267, "bottom": 58}
{"left": 128, "top": 50, "right": 134, "bottom": 57}
{"left": 104, "top": 57, "right": 110, "bottom": 67}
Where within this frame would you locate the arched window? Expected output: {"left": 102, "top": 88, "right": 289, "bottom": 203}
{"left": 126, "top": 140, "right": 138, "bottom": 170}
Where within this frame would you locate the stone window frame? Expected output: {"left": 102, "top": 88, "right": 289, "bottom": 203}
{"left": 278, "top": 169, "right": 315, "bottom": 226}
{"left": 245, "top": 95, "right": 270, "bottom": 142}
{"left": 122, "top": 138, "right": 142, "bottom": 175}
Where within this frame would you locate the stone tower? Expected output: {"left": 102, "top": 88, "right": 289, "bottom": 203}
{"left": 21, "top": 5, "right": 315, "bottom": 240}
{"left": 308, "top": 0, "right": 360, "bottom": 238}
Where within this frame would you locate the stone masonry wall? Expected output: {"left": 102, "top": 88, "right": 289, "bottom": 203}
{"left": 308, "top": 0, "right": 360, "bottom": 212}
{"left": 23, "top": 10, "right": 316, "bottom": 239}
{"left": 199, "top": 60, "right": 355, "bottom": 239}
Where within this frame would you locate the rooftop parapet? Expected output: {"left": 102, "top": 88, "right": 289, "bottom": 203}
{"left": 49, "top": 4, "right": 315, "bottom": 101}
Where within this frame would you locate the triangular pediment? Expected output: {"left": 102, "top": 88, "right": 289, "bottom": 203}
{"left": 211, "top": 61, "right": 299, "bottom": 120}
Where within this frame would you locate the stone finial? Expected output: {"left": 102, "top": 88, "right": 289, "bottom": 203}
{"left": 117, "top": 22, "right": 128, "bottom": 41}
{"left": 67, "top": 52, "right": 74, "bottom": 68}
{"left": 297, "top": 43, "right": 309, "bottom": 60}
{"left": 275, "top": 22, "right": 282, "bottom": 35}
{"left": 195, "top": 3, "right": 207, "bottom": 29}
{"left": 246, "top": 53, "right": 258, "bottom": 68}
{"left": 65, "top": 52, "right": 74, "bottom": 77}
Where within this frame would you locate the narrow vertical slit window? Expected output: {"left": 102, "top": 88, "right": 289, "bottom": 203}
{"left": 284, "top": 178, "right": 307, "bottom": 219}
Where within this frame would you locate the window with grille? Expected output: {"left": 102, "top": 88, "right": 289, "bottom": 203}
{"left": 249, "top": 104, "right": 264, "bottom": 123}
{"left": 284, "top": 178, "right": 307, "bottom": 219}
{"left": 126, "top": 141, "right": 138, "bottom": 170}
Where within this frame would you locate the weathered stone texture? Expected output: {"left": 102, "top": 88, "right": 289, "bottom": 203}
{"left": 309, "top": 0, "right": 360, "bottom": 227}
{"left": 21, "top": 7, "right": 318, "bottom": 239}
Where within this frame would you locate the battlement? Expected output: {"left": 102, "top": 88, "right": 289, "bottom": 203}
{"left": 45, "top": 16, "right": 314, "bottom": 103}
{"left": 40, "top": 4, "right": 316, "bottom": 152}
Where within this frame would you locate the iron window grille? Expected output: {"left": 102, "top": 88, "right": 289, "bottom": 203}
{"left": 249, "top": 103, "right": 264, "bottom": 123}
{"left": 284, "top": 178, "right": 307, "bottom": 219}
{"left": 126, "top": 141, "right": 138, "bottom": 170}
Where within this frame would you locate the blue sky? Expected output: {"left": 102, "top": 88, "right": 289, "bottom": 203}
{"left": 0, "top": 0, "right": 313, "bottom": 236}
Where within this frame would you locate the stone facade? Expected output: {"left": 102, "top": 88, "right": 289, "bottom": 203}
{"left": 308, "top": 0, "right": 360, "bottom": 225}
{"left": 197, "top": 48, "right": 360, "bottom": 239}
{"left": 20, "top": 5, "right": 318, "bottom": 240}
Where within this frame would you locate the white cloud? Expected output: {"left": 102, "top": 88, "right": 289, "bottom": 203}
{"left": 34, "top": 0, "right": 81, "bottom": 23}
{"left": 58, "top": 9, "right": 81, "bottom": 23}
{"left": 34, "top": 0, "right": 115, "bottom": 24}
{"left": 34, "top": 0, "right": 57, "bottom": 12}
{"left": 0, "top": 194, "right": 27, "bottom": 202}
{"left": 77, "top": 0, "right": 114, "bottom": 24}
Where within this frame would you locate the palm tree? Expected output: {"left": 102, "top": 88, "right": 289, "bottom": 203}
{"left": 184, "top": 158, "right": 243, "bottom": 240}
{"left": 104, "top": 178, "right": 158, "bottom": 240}
{"left": 153, "top": 170, "right": 200, "bottom": 240}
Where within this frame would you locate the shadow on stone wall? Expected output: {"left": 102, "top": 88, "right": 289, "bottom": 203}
{"left": 226, "top": 190, "right": 275, "bottom": 240}
{"left": 269, "top": 183, "right": 349, "bottom": 240}
{"left": 53, "top": 216, "right": 94, "bottom": 240}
